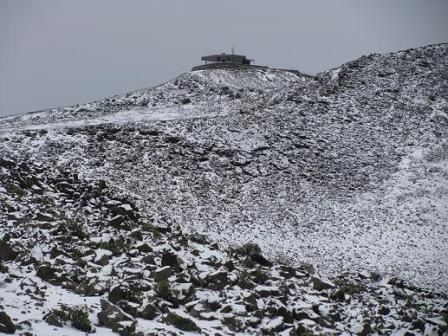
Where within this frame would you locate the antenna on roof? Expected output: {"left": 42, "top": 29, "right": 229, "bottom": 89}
{"left": 232, "top": 46, "right": 235, "bottom": 55}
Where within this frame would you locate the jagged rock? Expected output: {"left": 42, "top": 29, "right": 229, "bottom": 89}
{"left": 358, "top": 321, "right": 373, "bottom": 336}
{"left": 136, "top": 242, "right": 153, "bottom": 253}
{"left": 94, "top": 254, "right": 110, "bottom": 266}
{"left": 151, "top": 266, "right": 172, "bottom": 282}
{"left": 255, "top": 285, "right": 281, "bottom": 297}
{"left": 411, "top": 318, "right": 426, "bottom": 332}
{"left": 378, "top": 305, "right": 391, "bottom": 315}
{"left": 293, "top": 309, "right": 315, "bottom": 321}
{"left": 108, "top": 285, "right": 130, "bottom": 304}
{"left": 223, "top": 316, "right": 245, "bottom": 332}
{"left": 108, "top": 215, "right": 127, "bottom": 228}
{"left": 331, "top": 288, "right": 347, "bottom": 301}
{"left": 36, "top": 263, "right": 57, "bottom": 282}
{"left": 116, "top": 300, "right": 140, "bottom": 318}
{"left": 164, "top": 311, "right": 201, "bottom": 332}
{"left": 0, "top": 311, "right": 16, "bottom": 334}
{"left": 0, "top": 158, "right": 15, "bottom": 168}
{"left": 161, "top": 251, "right": 181, "bottom": 271}
{"left": 108, "top": 203, "right": 138, "bottom": 221}
{"left": 290, "top": 324, "right": 314, "bottom": 335}
{"left": 138, "top": 303, "right": 158, "bottom": 320}
{"left": 35, "top": 212, "right": 54, "bottom": 222}
{"left": 74, "top": 282, "right": 105, "bottom": 296}
{"left": 0, "top": 239, "right": 18, "bottom": 261}
{"left": 250, "top": 253, "right": 272, "bottom": 267}
{"left": 141, "top": 254, "right": 156, "bottom": 265}
{"left": 312, "top": 277, "right": 335, "bottom": 291}
{"left": 97, "top": 299, "right": 136, "bottom": 336}
{"left": 49, "top": 247, "right": 63, "bottom": 259}
{"left": 205, "top": 268, "right": 229, "bottom": 290}
{"left": 279, "top": 265, "right": 297, "bottom": 279}
{"left": 0, "top": 263, "right": 9, "bottom": 273}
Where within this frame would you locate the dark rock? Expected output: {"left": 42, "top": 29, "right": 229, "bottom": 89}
{"left": 161, "top": 252, "right": 180, "bottom": 270}
{"left": 151, "top": 266, "right": 172, "bottom": 282}
{"left": 36, "top": 263, "right": 57, "bottom": 282}
{"left": 205, "top": 269, "right": 229, "bottom": 290}
{"left": 108, "top": 215, "right": 127, "bottom": 228}
{"left": 411, "top": 318, "right": 426, "bottom": 332}
{"left": 49, "top": 247, "right": 63, "bottom": 259}
{"left": 108, "top": 285, "right": 129, "bottom": 304}
{"left": 279, "top": 265, "right": 297, "bottom": 279}
{"left": 312, "top": 277, "right": 335, "bottom": 291}
{"left": 256, "top": 286, "right": 281, "bottom": 297}
{"left": 108, "top": 204, "right": 138, "bottom": 221}
{"left": 378, "top": 305, "right": 391, "bottom": 315}
{"left": 274, "top": 306, "right": 294, "bottom": 323}
{"left": 403, "top": 332, "right": 416, "bottom": 336}
{"left": 0, "top": 263, "right": 8, "bottom": 273}
{"left": 250, "top": 253, "right": 273, "bottom": 267}
{"left": 136, "top": 243, "right": 152, "bottom": 253}
{"left": 94, "top": 254, "right": 110, "bottom": 266}
{"left": 97, "top": 299, "right": 136, "bottom": 336}
{"left": 290, "top": 324, "right": 314, "bottom": 335}
{"left": 141, "top": 254, "right": 155, "bottom": 265}
{"left": 0, "top": 311, "right": 16, "bottom": 334}
{"left": 164, "top": 311, "right": 201, "bottom": 332}
{"left": 116, "top": 300, "right": 139, "bottom": 318}
{"left": 224, "top": 260, "right": 235, "bottom": 272}
{"left": 74, "top": 282, "right": 105, "bottom": 296}
{"left": 0, "top": 158, "right": 15, "bottom": 169}
{"left": 293, "top": 309, "right": 313, "bottom": 321}
{"left": 330, "top": 288, "right": 346, "bottom": 301}
{"left": 223, "top": 316, "right": 245, "bottom": 332}
{"left": 165, "top": 136, "right": 181, "bottom": 144}
{"left": 0, "top": 240, "right": 18, "bottom": 261}
{"left": 358, "top": 321, "right": 372, "bottom": 336}
{"left": 139, "top": 303, "right": 158, "bottom": 320}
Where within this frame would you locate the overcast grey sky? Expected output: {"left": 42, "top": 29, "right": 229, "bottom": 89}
{"left": 1, "top": 0, "right": 447, "bottom": 117}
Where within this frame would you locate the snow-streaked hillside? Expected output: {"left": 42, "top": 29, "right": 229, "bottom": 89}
{"left": 1, "top": 43, "right": 448, "bottom": 335}
{"left": 0, "top": 68, "right": 311, "bottom": 130}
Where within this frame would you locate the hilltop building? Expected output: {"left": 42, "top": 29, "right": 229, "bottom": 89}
{"left": 192, "top": 50, "right": 268, "bottom": 71}
{"left": 201, "top": 53, "right": 253, "bottom": 65}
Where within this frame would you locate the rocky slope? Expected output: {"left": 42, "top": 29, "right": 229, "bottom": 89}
{"left": 0, "top": 43, "right": 448, "bottom": 335}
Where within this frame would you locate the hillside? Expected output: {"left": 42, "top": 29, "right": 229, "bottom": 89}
{"left": 0, "top": 43, "right": 447, "bottom": 335}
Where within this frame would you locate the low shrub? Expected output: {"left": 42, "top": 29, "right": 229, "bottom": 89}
{"left": 46, "top": 305, "right": 93, "bottom": 333}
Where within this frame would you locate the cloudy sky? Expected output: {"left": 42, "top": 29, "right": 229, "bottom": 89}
{"left": 1, "top": 0, "right": 447, "bottom": 116}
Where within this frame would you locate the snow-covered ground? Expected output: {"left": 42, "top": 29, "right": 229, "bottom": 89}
{"left": 1, "top": 43, "right": 448, "bottom": 335}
